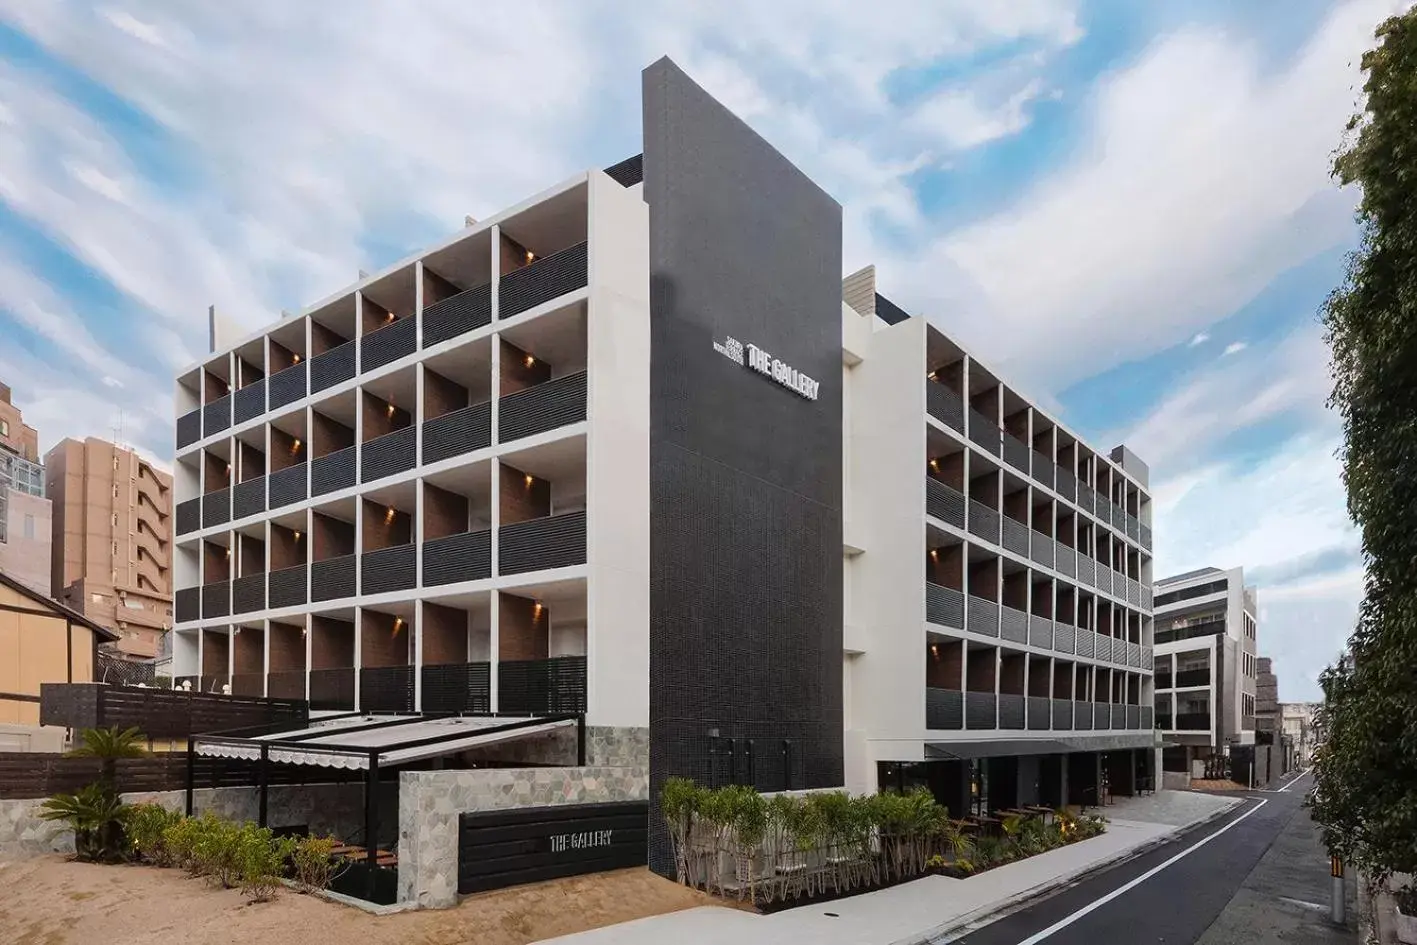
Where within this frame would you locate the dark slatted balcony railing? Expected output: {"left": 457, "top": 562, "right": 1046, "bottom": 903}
{"left": 1142, "top": 586, "right": 1153, "bottom": 610}
{"left": 234, "top": 382, "right": 266, "bottom": 425}
{"left": 203, "top": 395, "right": 232, "bottom": 437}
{"left": 267, "top": 671, "right": 306, "bottom": 701}
{"left": 268, "top": 362, "right": 307, "bottom": 410}
{"left": 177, "top": 408, "right": 203, "bottom": 450}
{"left": 361, "top": 426, "right": 416, "bottom": 483}
{"left": 310, "top": 554, "right": 356, "bottom": 602}
{"left": 1142, "top": 706, "right": 1154, "bottom": 729}
{"left": 311, "top": 445, "right": 356, "bottom": 496}
{"left": 230, "top": 674, "right": 264, "bottom": 697}
{"left": 1028, "top": 696, "right": 1051, "bottom": 730}
{"left": 1052, "top": 699, "right": 1073, "bottom": 730}
{"left": 1052, "top": 621, "right": 1075, "bottom": 654}
{"left": 499, "top": 241, "right": 588, "bottom": 319}
{"left": 1129, "top": 641, "right": 1142, "bottom": 667}
{"left": 1175, "top": 667, "right": 1211, "bottom": 687}
{"left": 1055, "top": 467, "right": 1077, "bottom": 502}
{"left": 360, "top": 316, "right": 417, "bottom": 373}
{"left": 360, "top": 665, "right": 414, "bottom": 713}
{"left": 422, "top": 401, "right": 492, "bottom": 465}
{"left": 1029, "top": 614, "right": 1052, "bottom": 648}
{"left": 1094, "top": 635, "right": 1111, "bottom": 662}
{"left": 926, "top": 688, "right": 963, "bottom": 730}
{"left": 232, "top": 573, "right": 265, "bottom": 614}
{"left": 174, "top": 587, "right": 199, "bottom": 623}
{"left": 268, "top": 463, "right": 307, "bottom": 509}
{"left": 1127, "top": 705, "right": 1142, "bottom": 730}
{"left": 1128, "top": 578, "right": 1141, "bottom": 606}
{"left": 1076, "top": 556, "right": 1095, "bottom": 587}
{"left": 1176, "top": 713, "right": 1213, "bottom": 731}
{"left": 498, "top": 371, "right": 588, "bottom": 444}
{"left": 423, "top": 283, "right": 491, "bottom": 348}
{"left": 1140, "top": 523, "right": 1153, "bottom": 551}
{"left": 967, "top": 500, "right": 1000, "bottom": 543}
{"left": 201, "top": 581, "right": 230, "bottom": 619}
{"left": 421, "top": 662, "right": 491, "bottom": 714}
{"left": 361, "top": 543, "right": 416, "bottom": 595}
{"left": 1077, "top": 483, "right": 1097, "bottom": 516}
{"left": 1157, "top": 712, "right": 1173, "bottom": 730}
{"left": 967, "top": 596, "right": 999, "bottom": 637}
{"left": 1001, "top": 516, "right": 1031, "bottom": 557}
{"left": 1156, "top": 672, "right": 1174, "bottom": 690}
{"left": 1002, "top": 433, "right": 1031, "bottom": 473}
{"left": 1155, "top": 618, "right": 1226, "bottom": 645}
{"left": 1031, "top": 450, "right": 1054, "bottom": 490}
{"left": 309, "top": 668, "right": 355, "bottom": 711}
{"left": 499, "top": 510, "right": 587, "bottom": 576}
{"left": 268, "top": 565, "right": 307, "bottom": 609}
{"left": 176, "top": 497, "right": 201, "bottom": 536}
{"left": 965, "top": 692, "right": 996, "bottom": 730}
{"left": 926, "top": 478, "right": 966, "bottom": 528}
{"left": 1075, "top": 629, "right": 1095, "bottom": 659}
{"left": 1074, "top": 700, "right": 1093, "bottom": 730}
{"left": 999, "top": 693, "right": 1026, "bottom": 730}
{"left": 926, "top": 382, "right": 965, "bottom": 433}
{"left": 1110, "top": 502, "right": 1126, "bottom": 530}
{"left": 498, "top": 656, "right": 587, "bottom": 714}
{"left": 1126, "top": 514, "right": 1140, "bottom": 542}
{"left": 604, "top": 153, "right": 644, "bottom": 187}
{"left": 926, "top": 583, "right": 965, "bottom": 629}
{"left": 1094, "top": 703, "right": 1111, "bottom": 730}
{"left": 202, "top": 489, "right": 230, "bottom": 528}
{"left": 309, "top": 339, "right": 356, "bottom": 394}
{"left": 1000, "top": 605, "right": 1029, "bottom": 644}
{"left": 967, "top": 409, "right": 1002, "bottom": 455}
{"left": 1055, "top": 546, "right": 1076, "bottom": 578}
{"left": 422, "top": 529, "right": 492, "bottom": 586}
{"left": 232, "top": 477, "right": 265, "bottom": 521}
{"left": 1030, "top": 531, "right": 1055, "bottom": 568}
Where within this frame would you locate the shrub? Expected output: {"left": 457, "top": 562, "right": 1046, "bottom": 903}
{"left": 191, "top": 814, "right": 244, "bottom": 888}
{"left": 237, "top": 825, "right": 296, "bottom": 903}
{"left": 292, "top": 835, "right": 344, "bottom": 894}
{"left": 163, "top": 815, "right": 203, "bottom": 874}
{"left": 37, "top": 783, "right": 129, "bottom": 863}
{"left": 126, "top": 803, "right": 182, "bottom": 866}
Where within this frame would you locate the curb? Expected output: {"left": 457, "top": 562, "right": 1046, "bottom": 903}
{"left": 893, "top": 799, "right": 1244, "bottom": 945}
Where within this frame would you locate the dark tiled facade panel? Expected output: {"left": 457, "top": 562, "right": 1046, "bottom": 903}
{"left": 310, "top": 616, "right": 354, "bottom": 669}
{"left": 268, "top": 622, "right": 304, "bottom": 672}
{"left": 643, "top": 59, "right": 844, "bottom": 876}
{"left": 499, "top": 592, "right": 549, "bottom": 662}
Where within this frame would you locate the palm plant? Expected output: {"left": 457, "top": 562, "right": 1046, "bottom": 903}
{"left": 38, "top": 783, "right": 128, "bottom": 862}
{"left": 68, "top": 726, "right": 147, "bottom": 796}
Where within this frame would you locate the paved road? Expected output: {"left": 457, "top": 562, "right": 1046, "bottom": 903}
{"left": 942, "top": 770, "right": 1356, "bottom": 945}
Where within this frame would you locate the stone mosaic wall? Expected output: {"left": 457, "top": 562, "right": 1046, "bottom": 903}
{"left": 456, "top": 725, "right": 648, "bottom": 768}
{"left": 0, "top": 797, "right": 71, "bottom": 859}
{"left": 397, "top": 763, "right": 648, "bottom": 908}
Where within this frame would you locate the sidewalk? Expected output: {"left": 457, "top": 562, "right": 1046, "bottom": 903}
{"left": 534, "top": 791, "right": 1241, "bottom": 945}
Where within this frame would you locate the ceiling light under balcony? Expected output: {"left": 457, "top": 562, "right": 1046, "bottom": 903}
{"left": 532, "top": 600, "right": 543, "bottom": 620}
{"left": 385, "top": 507, "right": 396, "bottom": 524}
{"left": 293, "top": 354, "right": 302, "bottom": 364}
{"left": 292, "top": 530, "right": 302, "bottom": 541}
{"left": 524, "top": 353, "right": 535, "bottom": 368}
{"left": 386, "top": 403, "right": 395, "bottom": 418}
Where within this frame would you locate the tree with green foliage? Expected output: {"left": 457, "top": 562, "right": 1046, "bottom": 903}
{"left": 1309, "top": 8, "right": 1417, "bottom": 881}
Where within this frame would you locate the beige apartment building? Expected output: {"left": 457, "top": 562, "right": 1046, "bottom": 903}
{"left": 0, "top": 382, "right": 52, "bottom": 598}
{"left": 46, "top": 437, "right": 174, "bottom": 659}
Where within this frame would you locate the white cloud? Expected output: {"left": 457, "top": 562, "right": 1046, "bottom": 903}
{"left": 914, "top": 78, "right": 1056, "bottom": 152}
{"left": 1222, "top": 341, "right": 1247, "bottom": 356}
{"left": 1189, "top": 331, "right": 1210, "bottom": 346}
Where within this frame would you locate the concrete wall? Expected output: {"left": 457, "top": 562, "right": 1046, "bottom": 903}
{"left": 0, "top": 489, "right": 53, "bottom": 598}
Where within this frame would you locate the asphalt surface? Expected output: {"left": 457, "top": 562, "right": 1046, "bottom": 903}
{"left": 940, "top": 770, "right": 1356, "bottom": 945}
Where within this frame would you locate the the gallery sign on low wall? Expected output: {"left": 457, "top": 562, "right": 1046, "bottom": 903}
{"left": 457, "top": 800, "right": 648, "bottom": 894}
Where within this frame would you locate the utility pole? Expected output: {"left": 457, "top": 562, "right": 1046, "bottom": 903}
{"left": 1330, "top": 856, "right": 1346, "bottom": 925}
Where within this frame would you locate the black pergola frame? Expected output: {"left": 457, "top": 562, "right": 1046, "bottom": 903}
{"left": 187, "top": 711, "right": 586, "bottom": 899}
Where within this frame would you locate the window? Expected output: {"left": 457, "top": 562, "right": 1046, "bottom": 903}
{"left": 111, "top": 512, "right": 119, "bottom": 528}
{"left": 0, "top": 419, "right": 7, "bottom": 436}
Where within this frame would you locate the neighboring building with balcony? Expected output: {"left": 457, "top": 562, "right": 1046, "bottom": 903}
{"left": 842, "top": 266, "right": 1156, "bottom": 813}
{"left": 1153, "top": 566, "right": 1257, "bottom": 776}
{"left": 0, "top": 380, "right": 53, "bottom": 598}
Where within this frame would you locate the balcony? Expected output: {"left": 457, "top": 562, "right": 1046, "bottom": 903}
{"left": 1127, "top": 578, "right": 1141, "bottom": 606}
{"left": 1051, "top": 622, "right": 1075, "bottom": 654}
{"left": 1001, "top": 516, "right": 1030, "bottom": 558}
{"left": 1128, "top": 641, "right": 1142, "bottom": 667}
{"left": 498, "top": 510, "right": 586, "bottom": 576}
{"left": 177, "top": 408, "right": 202, "bottom": 450}
{"left": 1030, "top": 532, "right": 1055, "bottom": 569}
{"left": 1027, "top": 696, "right": 1050, "bottom": 731}
{"left": 361, "top": 426, "right": 417, "bottom": 483}
{"left": 268, "top": 362, "right": 307, "bottom": 411}
{"left": 202, "top": 489, "right": 230, "bottom": 529}
{"left": 311, "top": 445, "right": 356, "bottom": 496}
{"left": 498, "top": 656, "right": 587, "bottom": 714}
{"left": 999, "top": 693, "right": 1025, "bottom": 729}
{"left": 309, "top": 667, "right": 355, "bottom": 711}
{"left": 1075, "top": 629, "right": 1095, "bottom": 659}
{"left": 421, "top": 662, "right": 491, "bottom": 714}
{"left": 423, "top": 282, "right": 492, "bottom": 348}
{"left": 1077, "top": 483, "right": 1097, "bottom": 516}
{"left": 422, "top": 529, "right": 492, "bottom": 586}
{"left": 1156, "top": 712, "right": 1173, "bottom": 730}
{"left": 925, "top": 478, "right": 966, "bottom": 529}
{"left": 926, "top": 688, "right": 963, "bottom": 730}
{"left": 309, "top": 339, "right": 356, "bottom": 394}
{"left": 1175, "top": 667, "right": 1211, "bottom": 688}
{"left": 1094, "top": 703, "right": 1110, "bottom": 730}
{"left": 268, "top": 671, "right": 306, "bottom": 700}
{"left": 1052, "top": 699, "right": 1073, "bottom": 730}
{"left": 1076, "top": 556, "right": 1095, "bottom": 587}
{"left": 1001, "top": 433, "right": 1031, "bottom": 473}
{"left": 268, "top": 565, "right": 307, "bottom": 609}
{"left": 232, "top": 573, "right": 265, "bottom": 614}
{"left": 1074, "top": 700, "right": 1093, "bottom": 731}
{"left": 176, "top": 497, "right": 201, "bottom": 536}
{"left": 230, "top": 674, "right": 264, "bottom": 697}
{"left": 268, "top": 463, "right": 307, "bottom": 509}
{"left": 1028, "top": 615, "right": 1051, "bottom": 648}
{"left": 234, "top": 382, "right": 266, "bottom": 425}
{"left": 203, "top": 395, "right": 232, "bottom": 437}
{"left": 1055, "top": 546, "right": 1075, "bottom": 578}
{"left": 925, "top": 583, "right": 965, "bottom": 629}
{"left": 498, "top": 241, "right": 588, "bottom": 320}
{"left": 1031, "top": 450, "right": 1054, "bottom": 490}
{"left": 1140, "top": 523, "right": 1153, "bottom": 551}
{"left": 422, "top": 400, "right": 492, "bottom": 465}
{"left": 360, "top": 665, "right": 414, "bottom": 713}
{"left": 1176, "top": 712, "right": 1212, "bottom": 731}
{"left": 967, "top": 409, "right": 1002, "bottom": 456}
{"left": 967, "top": 596, "right": 999, "bottom": 637}
{"left": 1142, "top": 706, "right": 1154, "bottom": 729}
{"left": 1127, "top": 705, "right": 1141, "bottom": 730}
{"left": 232, "top": 477, "right": 265, "bottom": 520}
{"left": 201, "top": 581, "right": 229, "bottom": 619}
{"left": 1142, "top": 586, "right": 1153, "bottom": 609}
{"left": 498, "top": 371, "right": 588, "bottom": 444}
{"left": 1126, "top": 514, "right": 1140, "bottom": 542}
{"left": 1156, "top": 673, "right": 1173, "bottom": 689}
{"left": 361, "top": 543, "right": 416, "bottom": 595}
{"left": 1155, "top": 618, "right": 1225, "bottom": 645}
{"left": 967, "top": 500, "right": 1000, "bottom": 544}
{"left": 311, "top": 554, "right": 356, "bottom": 602}
{"left": 1094, "top": 635, "right": 1111, "bottom": 662}
{"left": 965, "top": 692, "right": 996, "bottom": 729}
{"left": 174, "top": 587, "right": 199, "bottom": 623}
{"left": 1000, "top": 605, "right": 1028, "bottom": 644}
{"left": 1055, "top": 467, "right": 1076, "bottom": 502}
{"left": 926, "top": 383, "right": 965, "bottom": 433}
{"left": 361, "top": 316, "right": 417, "bottom": 373}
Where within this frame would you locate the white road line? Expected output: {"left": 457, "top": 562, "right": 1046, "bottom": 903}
{"left": 1010, "top": 799, "right": 1270, "bottom": 945}
{"left": 1275, "top": 769, "right": 1311, "bottom": 793}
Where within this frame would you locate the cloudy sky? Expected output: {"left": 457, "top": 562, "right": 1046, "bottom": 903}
{"left": 0, "top": 0, "right": 1402, "bottom": 700}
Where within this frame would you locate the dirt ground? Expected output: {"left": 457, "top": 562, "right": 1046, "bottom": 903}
{"left": 0, "top": 856, "right": 726, "bottom": 945}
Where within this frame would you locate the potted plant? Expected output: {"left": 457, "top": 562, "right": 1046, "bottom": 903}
{"left": 1394, "top": 883, "right": 1417, "bottom": 944}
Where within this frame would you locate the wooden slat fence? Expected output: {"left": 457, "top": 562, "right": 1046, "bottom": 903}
{"left": 0, "top": 752, "right": 360, "bottom": 799}
{"left": 40, "top": 683, "right": 308, "bottom": 741}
